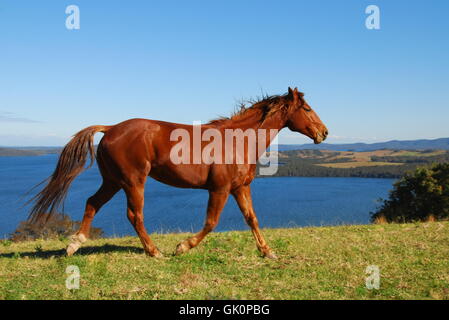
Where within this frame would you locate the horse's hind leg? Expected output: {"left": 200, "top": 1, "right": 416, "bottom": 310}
{"left": 175, "top": 189, "right": 229, "bottom": 255}
{"left": 232, "top": 185, "right": 277, "bottom": 259}
{"left": 67, "top": 180, "right": 120, "bottom": 256}
{"left": 124, "top": 183, "right": 162, "bottom": 258}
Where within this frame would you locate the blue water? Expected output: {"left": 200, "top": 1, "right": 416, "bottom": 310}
{"left": 0, "top": 154, "right": 394, "bottom": 238}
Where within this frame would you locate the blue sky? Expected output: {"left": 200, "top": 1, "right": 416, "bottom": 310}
{"left": 0, "top": 0, "right": 448, "bottom": 146}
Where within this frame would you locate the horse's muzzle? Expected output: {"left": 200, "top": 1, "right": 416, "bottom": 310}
{"left": 314, "top": 129, "right": 328, "bottom": 144}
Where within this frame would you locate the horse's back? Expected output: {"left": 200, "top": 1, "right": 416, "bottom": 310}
{"left": 96, "top": 118, "right": 210, "bottom": 188}
{"left": 96, "top": 118, "right": 255, "bottom": 191}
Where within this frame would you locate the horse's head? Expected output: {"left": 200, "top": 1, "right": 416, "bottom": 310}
{"left": 285, "top": 87, "right": 328, "bottom": 144}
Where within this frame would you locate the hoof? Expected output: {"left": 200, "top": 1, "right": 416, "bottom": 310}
{"left": 151, "top": 249, "right": 164, "bottom": 258}
{"left": 66, "top": 243, "right": 80, "bottom": 256}
{"left": 66, "top": 234, "right": 87, "bottom": 256}
{"left": 175, "top": 242, "right": 190, "bottom": 255}
{"left": 264, "top": 252, "right": 278, "bottom": 260}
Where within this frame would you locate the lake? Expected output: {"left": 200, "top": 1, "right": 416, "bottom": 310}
{"left": 0, "top": 154, "right": 394, "bottom": 238}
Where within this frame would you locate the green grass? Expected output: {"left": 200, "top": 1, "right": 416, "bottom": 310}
{"left": 1, "top": 222, "right": 449, "bottom": 300}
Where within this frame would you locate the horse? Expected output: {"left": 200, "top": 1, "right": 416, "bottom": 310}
{"left": 29, "top": 87, "right": 328, "bottom": 259}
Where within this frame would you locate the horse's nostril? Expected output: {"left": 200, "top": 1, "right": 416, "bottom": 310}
{"left": 324, "top": 130, "right": 328, "bottom": 136}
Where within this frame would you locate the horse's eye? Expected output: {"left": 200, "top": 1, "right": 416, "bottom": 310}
{"left": 304, "top": 107, "right": 312, "bottom": 112}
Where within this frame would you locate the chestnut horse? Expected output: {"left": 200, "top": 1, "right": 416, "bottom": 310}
{"left": 29, "top": 87, "right": 328, "bottom": 259}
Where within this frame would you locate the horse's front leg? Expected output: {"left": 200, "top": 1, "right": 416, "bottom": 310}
{"left": 232, "top": 185, "right": 277, "bottom": 259}
{"left": 175, "top": 189, "right": 229, "bottom": 255}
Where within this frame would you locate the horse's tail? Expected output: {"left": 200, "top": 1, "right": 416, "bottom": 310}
{"left": 28, "top": 125, "right": 111, "bottom": 223}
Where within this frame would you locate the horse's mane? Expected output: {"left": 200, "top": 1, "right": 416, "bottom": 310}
{"left": 208, "top": 94, "right": 291, "bottom": 126}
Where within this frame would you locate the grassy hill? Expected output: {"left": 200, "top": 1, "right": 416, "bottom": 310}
{"left": 1, "top": 222, "right": 449, "bottom": 300}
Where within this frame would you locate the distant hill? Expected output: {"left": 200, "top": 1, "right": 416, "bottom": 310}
{"left": 277, "top": 138, "right": 449, "bottom": 152}
{"left": 266, "top": 149, "right": 449, "bottom": 179}
{"left": 0, "top": 147, "right": 61, "bottom": 157}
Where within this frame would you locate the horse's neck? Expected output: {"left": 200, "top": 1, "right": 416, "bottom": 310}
{"left": 225, "top": 111, "right": 286, "bottom": 150}
{"left": 257, "top": 113, "right": 286, "bottom": 150}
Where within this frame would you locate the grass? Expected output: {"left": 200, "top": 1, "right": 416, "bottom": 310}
{"left": 317, "top": 161, "right": 403, "bottom": 168}
{"left": 1, "top": 222, "right": 449, "bottom": 300}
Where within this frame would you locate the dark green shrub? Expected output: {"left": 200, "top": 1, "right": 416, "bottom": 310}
{"left": 10, "top": 213, "right": 104, "bottom": 242}
{"left": 371, "top": 163, "right": 449, "bottom": 223}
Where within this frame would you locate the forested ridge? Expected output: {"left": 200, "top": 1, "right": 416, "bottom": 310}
{"left": 260, "top": 149, "right": 449, "bottom": 179}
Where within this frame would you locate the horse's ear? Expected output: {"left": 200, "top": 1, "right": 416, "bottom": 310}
{"left": 287, "top": 87, "right": 299, "bottom": 101}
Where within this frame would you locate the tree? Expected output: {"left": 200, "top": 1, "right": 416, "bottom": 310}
{"left": 371, "top": 163, "right": 449, "bottom": 223}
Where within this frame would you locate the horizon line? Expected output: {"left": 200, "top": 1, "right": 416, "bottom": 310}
{"left": 1, "top": 136, "right": 448, "bottom": 149}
